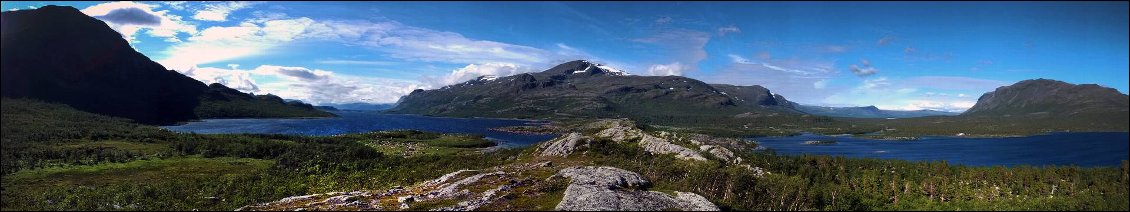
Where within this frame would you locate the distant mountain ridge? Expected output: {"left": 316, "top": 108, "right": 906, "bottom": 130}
{"left": 962, "top": 78, "right": 1129, "bottom": 117}
{"left": 0, "top": 6, "right": 331, "bottom": 124}
{"left": 318, "top": 102, "right": 397, "bottom": 111}
{"left": 794, "top": 104, "right": 958, "bottom": 118}
{"left": 389, "top": 60, "right": 802, "bottom": 120}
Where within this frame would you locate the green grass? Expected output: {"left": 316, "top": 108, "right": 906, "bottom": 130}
{"left": 1, "top": 98, "right": 520, "bottom": 211}
{"left": 572, "top": 138, "right": 1130, "bottom": 211}
{"left": 1, "top": 157, "right": 275, "bottom": 211}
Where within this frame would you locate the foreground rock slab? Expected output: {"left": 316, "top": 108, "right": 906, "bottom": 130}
{"left": 553, "top": 166, "right": 720, "bottom": 211}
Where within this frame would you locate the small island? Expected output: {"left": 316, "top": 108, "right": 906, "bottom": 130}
{"left": 803, "top": 140, "right": 837, "bottom": 145}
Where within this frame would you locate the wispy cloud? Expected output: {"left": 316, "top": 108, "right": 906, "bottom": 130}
{"left": 969, "top": 60, "right": 993, "bottom": 71}
{"left": 158, "top": 17, "right": 316, "bottom": 70}
{"left": 80, "top": 1, "right": 196, "bottom": 43}
{"left": 849, "top": 59, "right": 878, "bottom": 77}
{"left": 705, "top": 53, "right": 839, "bottom": 103}
{"left": 316, "top": 60, "right": 399, "bottom": 66}
{"left": 821, "top": 76, "right": 1007, "bottom": 112}
{"left": 192, "top": 1, "right": 257, "bottom": 21}
{"left": 876, "top": 36, "right": 896, "bottom": 46}
{"left": 180, "top": 64, "right": 425, "bottom": 104}
{"left": 632, "top": 28, "right": 712, "bottom": 75}
{"left": 717, "top": 25, "right": 740, "bottom": 36}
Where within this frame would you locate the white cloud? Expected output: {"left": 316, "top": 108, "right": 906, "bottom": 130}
{"left": 876, "top": 100, "right": 977, "bottom": 112}
{"left": 158, "top": 12, "right": 612, "bottom": 77}
{"left": 161, "top": 1, "right": 187, "bottom": 10}
{"left": 820, "top": 76, "right": 1004, "bottom": 112}
{"left": 158, "top": 17, "right": 317, "bottom": 71}
{"left": 814, "top": 79, "right": 829, "bottom": 89}
{"left": 717, "top": 25, "right": 741, "bottom": 36}
{"left": 179, "top": 64, "right": 425, "bottom": 104}
{"left": 425, "top": 63, "right": 535, "bottom": 87}
{"left": 646, "top": 62, "right": 685, "bottom": 76}
{"left": 81, "top": 1, "right": 196, "bottom": 43}
{"left": 655, "top": 16, "right": 673, "bottom": 24}
{"left": 192, "top": 1, "right": 257, "bottom": 21}
{"left": 180, "top": 66, "right": 260, "bottom": 92}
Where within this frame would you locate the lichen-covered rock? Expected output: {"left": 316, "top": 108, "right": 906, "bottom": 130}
{"left": 740, "top": 164, "right": 770, "bottom": 177}
{"left": 553, "top": 166, "right": 649, "bottom": 188}
{"left": 536, "top": 132, "right": 590, "bottom": 157}
{"left": 594, "top": 124, "right": 642, "bottom": 142}
{"left": 639, "top": 134, "right": 707, "bottom": 161}
{"left": 579, "top": 119, "right": 637, "bottom": 131}
{"left": 428, "top": 171, "right": 506, "bottom": 199}
{"left": 674, "top": 191, "right": 721, "bottom": 211}
{"left": 423, "top": 169, "right": 478, "bottom": 187}
{"left": 553, "top": 166, "right": 719, "bottom": 211}
{"left": 700, "top": 145, "right": 742, "bottom": 164}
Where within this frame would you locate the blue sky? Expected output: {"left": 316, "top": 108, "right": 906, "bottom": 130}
{"left": 3, "top": 1, "right": 1127, "bottom": 111}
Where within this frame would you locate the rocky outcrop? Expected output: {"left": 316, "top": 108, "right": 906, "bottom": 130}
{"left": 585, "top": 119, "right": 708, "bottom": 161}
{"left": 536, "top": 132, "right": 590, "bottom": 157}
{"left": 639, "top": 134, "right": 708, "bottom": 161}
{"left": 594, "top": 123, "right": 642, "bottom": 142}
{"left": 239, "top": 169, "right": 520, "bottom": 211}
{"left": 700, "top": 145, "right": 742, "bottom": 164}
{"left": 553, "top": 166, "right": 719, "bottom": 211}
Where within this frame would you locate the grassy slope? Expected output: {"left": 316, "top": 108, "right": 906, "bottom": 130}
{"left": 1, "top": 98, "right": 517, "bottom": 211}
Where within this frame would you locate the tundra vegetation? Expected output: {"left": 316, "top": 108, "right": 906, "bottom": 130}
{"left": 2, "top": 98, "right": 1127, "bottom": 211}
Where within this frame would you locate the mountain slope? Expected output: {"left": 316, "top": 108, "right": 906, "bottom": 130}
{"left": 0, "top": 6, "right": 330, "bottom": 124}
{"left": 962, "top": 78, "right": 1129, "bottom": 117}
{"left": 388, "top": 60, "right": 799, "bottom": 120}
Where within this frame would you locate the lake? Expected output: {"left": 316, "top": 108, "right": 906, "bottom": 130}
{"left": 753, "top": 132, "right": 1130, "bottom": 167}
{"left": 162, "top": 111, "right": 558, "bottom": 147}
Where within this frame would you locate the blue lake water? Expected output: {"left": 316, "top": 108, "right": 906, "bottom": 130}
{"left": 753, "top": 132, "right": 1130, "bottom": 167}
{"left": 163, "top": 111, "right": 1128, "bottom": 167}
{"left": 161, "top": 111, "right": 558, "bottom": 147}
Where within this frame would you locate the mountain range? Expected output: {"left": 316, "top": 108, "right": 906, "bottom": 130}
{"left": 390, "top": 60, "right": 1127, "bottom": 134}
{"left": 793, "top": 105, "right": 958, "bottom": 119}
{"left": 0, "top": 6, "right": 331, "bottom": 125}
{"left": 388, "top": 60, "right": 801, "bottom": 121}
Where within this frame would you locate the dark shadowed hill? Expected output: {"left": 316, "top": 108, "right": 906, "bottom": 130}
{"left": 963, "top": 78, "right": 1129, "bottom": 117}
{"left": 855, "top": 79, "right": 1129, "bottom": 136}
{"left": 0, "top": 6, "right": 330, "bottom": 124}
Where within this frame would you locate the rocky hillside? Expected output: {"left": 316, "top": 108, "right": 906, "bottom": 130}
{"left": 388, "top": 60, "right": 801, "bottom": 120}
{"left": 0, "top": 6, "right": 331, "bottom": 125}
{"left": 240, "top": 119, "right": 766, "bottom": 211}
{"left": 963, "top": 78, "right": 1129, "bottom": 117}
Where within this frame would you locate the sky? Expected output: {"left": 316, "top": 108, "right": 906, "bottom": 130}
{"left": 3, "top": 1, "right": 1127, "bottom": 112}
